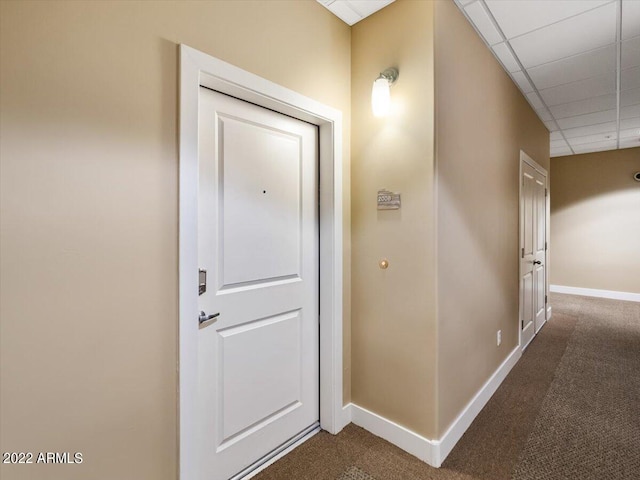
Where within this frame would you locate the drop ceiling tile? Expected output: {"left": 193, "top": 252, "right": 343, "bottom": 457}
{"left": 465, "top": 1, "right": 503, "bottom": 46}
{"left": 556, "top": 109, "right": 617, "bottom": 129}
{"left": 622, "top": 0, "right": 640, "bottom": 40}
{"left": 572, "top": 139, "right": 617, "bottom": 154}
{"left": 550, "top": 131, "right": 565, "bottom": 141}
{"left": 484, "top": 0, "right": 611, "bottom": 39}
{"left": 562, "top": 122, "right": 618, "bottom": 138}
{"left": 511, "top": 71, "right": 535, "bottom": 93}
{"left": 551, "top": 138, "right": 570, "bottom": 148}
{"left": 551, "top": 146, "right": 574, "bottom": 157}
{"left": 539, "top": 72, "right": 616, "bottom": 106}
{"left": 621, "top": 66, "right": 640, "bottom": 90}
{"left": 622, "top": 104, "right": 640, "bottom": 119}
{"left": 526, "top": 92, "right": 546, "bottom": 110}
{"left": 620, "top": 127, "right": 640, "bottom": 139}
{"left": 549, "top": 93, "right": 616, "bottom": 118}
{"left": 543, "top": 120, "right": 558, "bottom": 131}
{"left": 456, "top": 0, "right": 476, "bottom": 6}
{"left": 348, "top": 0, "right": 395, "bottom": 17}
{"left": 621, "top": 87, "right": 640, "bottom": 106}
{"left": 510, "top": 2, "right": 617, "bottom": 68}
{"left": 320, "top": 1, "right": 361, "bottom": 24}
{"left": 492, "top": 43, "right": 520, "bottom": 72}
{"left": 567, "top": 131, "right": 617, "bottom": 146}
{"left": 621, "top": 116, "right": 640, "bottom": 129}
{"left": 620, "top": 137, "right": 640, "bottom": 148}
{"left": 621, "top": 36, "right": 640, "bottom": 69}
{"left": 536, "top": 108, "right": 554, "bottom": 122}
{"left": 527, "top": 44, "right": 616, "bottom": 90}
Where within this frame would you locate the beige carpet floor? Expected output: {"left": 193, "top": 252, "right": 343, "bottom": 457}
{"left": 253, "top": 294, "right": 640, "bottom": 480}
{"left": 513, "top": 295, "right": 640, "bottom": 480}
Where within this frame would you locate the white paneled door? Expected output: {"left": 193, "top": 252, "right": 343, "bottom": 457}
{"left": 197, "top": 87, "right": 319, "bottom": 480}
{"left": 520, "top": 157, "right": 547, "bottom": 349}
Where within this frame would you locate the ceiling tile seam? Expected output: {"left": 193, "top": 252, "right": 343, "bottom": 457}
{"left": 616, "top": 0, "right": 622, "bottom": 149}
{"left": 346, "top": 2, "right": 369, "bottom": 18}
{"left": 476, "top": 0, "right": 575, "bottom": 154}
{"left": 562, "top": 130, "right": 619, "bottom": 142}
{"left": 523, "top": 42, "right": 618, "bottom": 72}
{"left": 341, "top": 3, "right": 364, "bottom": 22}
{"left": 536, "top": 71, "right": 617, "bottom": 95}
{"left": 497, "top": 0, "right": 617, "bottom": 43}
{"left": 550, "top": 108, "right": 617, "bottom": 124}
{"left": 455, "top": 3, "right": 524, "bottom": 89}
{"left": 546, "top": 91, "right": 618, "bottom": 114}
{"left": 560, "top": 118, "right": 626, "bottom": 133}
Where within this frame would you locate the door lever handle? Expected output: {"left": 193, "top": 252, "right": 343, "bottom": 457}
{"left": 199, "top": 311, "right": 220, "bottom": 325}
{"left": 533, "top": 260, "right": 542, "bottom": 265}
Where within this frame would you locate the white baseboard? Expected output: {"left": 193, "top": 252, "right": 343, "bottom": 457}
{"left": 550, "top": 285, "right": 640, "bottom": 302}
{"left": 340, "top": 403, "right": 353, "bottom": 430}
{"left": 547, "top": 306, "right": 552, "bottom": 319}
{"left": 437, "top": 345, "right": 521, "bottom": 464}
{"left": 348, "top": 403, "right": 439, "bottom": 466}
{"left": 343, "top": 345, "right": 521, "bottom": 468}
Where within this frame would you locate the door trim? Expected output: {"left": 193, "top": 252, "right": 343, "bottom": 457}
{"left": 178, "top": 45, "right": 344, "bottom": 479}
{"left": 518, "top": 150, "right": 549, "bottom": 351}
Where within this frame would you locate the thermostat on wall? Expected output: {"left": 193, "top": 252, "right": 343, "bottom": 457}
{"left": 377, "top": 189, "right": 401, "bottom": 210}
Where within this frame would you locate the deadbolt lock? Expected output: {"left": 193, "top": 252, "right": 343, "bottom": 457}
{"left": 199, "top": 269, "right": 207, "bottom": 296}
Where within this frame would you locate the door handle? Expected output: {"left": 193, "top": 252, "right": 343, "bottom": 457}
{"left": 199, "top": 311, "right": 220, "bottom": 325}
{"left": 533, "top": 260, "right": 542, "bottom": 265}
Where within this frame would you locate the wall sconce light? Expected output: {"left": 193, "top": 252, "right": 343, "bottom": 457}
{"left": 372, "top": 67, "right": 399, "bottom": 117}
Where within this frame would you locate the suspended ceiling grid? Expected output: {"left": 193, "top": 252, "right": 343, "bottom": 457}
{"left": 454, "top": 0, "right": 640, "bottom": 157}
{"left": 317, "top": 0, "right": 640, "bottom": 157}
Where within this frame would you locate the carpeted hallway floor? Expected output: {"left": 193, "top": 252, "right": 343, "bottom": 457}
{"left": 253, "top": 294, "right": 640, "bottom": 480}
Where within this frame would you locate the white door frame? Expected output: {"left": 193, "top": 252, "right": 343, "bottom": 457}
{"left": 178, "top": 44, "right": 344, "bottom": 479}
{"left": 518, "top": 150, "right": 549, "bottom": 350}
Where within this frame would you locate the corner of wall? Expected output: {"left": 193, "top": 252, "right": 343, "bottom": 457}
{"left": 350, "top": 0, "right": 438, "bottom": 440}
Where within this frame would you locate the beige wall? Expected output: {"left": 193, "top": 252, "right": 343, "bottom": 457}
{"left": 434, "top": 0, "right": 550, "bottom": 436}
{"left": 0, "top": 1, "right": 351, "bottom": 479}
{"left": 351, "top": 0, "right": 438, "bottom": 438}
{"left": 550, "top": 148, "right": 640, "bottom": 294}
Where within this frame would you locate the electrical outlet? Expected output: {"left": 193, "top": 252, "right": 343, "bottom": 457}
{"left": 497, "top": 330, "right": 502, "bottom": 346}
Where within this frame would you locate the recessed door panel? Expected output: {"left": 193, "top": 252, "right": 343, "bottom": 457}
{"left": 218, "top": 310, "right": 302, "bottom": 445}
{"left": 219, "top": 116, "right": 302, "bottom": 287}
{"left": 523, "top": 173, "right": 535, "bottom": 257}
{"left": 535, "top": 180, "right": 546, "bottom": 253}
{"left": 535, "top": 265, "right": 545, "bottom": 318}
{"left": 522, "top": 271, "right": 534, "bottom": 326}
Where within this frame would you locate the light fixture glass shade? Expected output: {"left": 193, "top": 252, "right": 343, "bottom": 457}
{"left": 371, "top": 77, "right": 391, "bottom": 117}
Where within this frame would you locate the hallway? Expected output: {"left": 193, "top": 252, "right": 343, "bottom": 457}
{"left": 254, "top": 294, "right": 640, "bottom": 480}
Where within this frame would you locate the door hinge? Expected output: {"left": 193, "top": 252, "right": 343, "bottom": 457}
{"left": 545, "top": 295, "right": 548, "bottom": 304}
{"left": 545, "top": 188, "right": 548, "bottom": 197}
{"left": 545, "top": 241, "right": 548, "bottom": 250}
{"left": 521, "top": 247, "right": 525, "bottom": 258}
